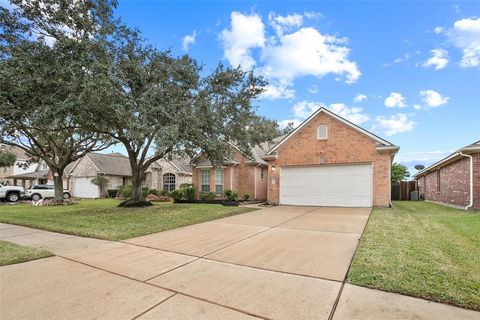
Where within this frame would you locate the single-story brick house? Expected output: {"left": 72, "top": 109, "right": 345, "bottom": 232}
{"left": 414, "top": 140, "right": 479, "bottom": 210}
{"left": 63, "top": 152, "right": 192, "bottom": 198}
{"left": 192, "top": 107, "right": 399, "bottom": 207}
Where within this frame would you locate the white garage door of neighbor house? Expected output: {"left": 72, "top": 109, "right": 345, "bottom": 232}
{"left": 73, "top": 177, "right": 99, "bottom": 198}
{"left": 280, "top": 164, "right": 373, "bottom": 207}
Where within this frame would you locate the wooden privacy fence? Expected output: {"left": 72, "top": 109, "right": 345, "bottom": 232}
{"left": 391, "top": 181, "right": 417, "bottom": 201}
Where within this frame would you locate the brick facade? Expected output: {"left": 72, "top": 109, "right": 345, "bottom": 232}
{"left": 266, "top": 112, "right": 394, "bottom": 207}
{"left": 417, "top": 153, "right": 480, "bottom": 209}
{"left": 193, "top": 150, "right": 268, "bottom": 201}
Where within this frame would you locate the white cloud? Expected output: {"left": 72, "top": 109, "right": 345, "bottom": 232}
{"left": 382, "top": 53, "right": 411, "bottom": 67}
{"left": 220, "top": 12, "right": 360, "bottom": 99}
{"left": 384, "top": 92, "right": 406, "bottom": 108}
{"left": 446, "top": 17, "right": 480, "bottom": 68}
{"left": 373, "top": 114, "right": 415, "bottom": 136}
{"left": 268, "top": 13, "right": 303, "bottom": 35}
{"left": 279, "top": 119, "right": 302, "bottom": 129}
{"left": 292, "top": 100, "right": 320, "bottom": 118}
{"left": 260, "top": 83, "right": 295, "bottom": 100}
{"left": 422, "top": 49, "right": 449, "bottom": 70}
{"left": 413, "top": 104, "right": 422, "bottom": 110}
{"left": 419, "top": 89, "right": 449, "bottom": 107}
{"left": 261, "top": 27, "right": 360, "bottom": 85}
{"left": 434, "top": 27, "right": 444, "bottom": 34}
{"left": 353, "top": 93, "right": 367, "bottom": 103}
{"left": 219, "top": 12, "right": 266, "bottom": 69}
{"left": 182, "top": 30, "right": 196, "bottom": 52}
{"left": 327, "top": 103, "right": 369, "bottom": 124}
{"left": 289, "top": 100, "right": 369, "bottom": 125}
{"left": 308, "top": 85, "right": 319, "bottom": 94}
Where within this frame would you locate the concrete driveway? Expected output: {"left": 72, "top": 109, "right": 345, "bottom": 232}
{"left": 1, "top": 206, "right": 478, "bottom": 320}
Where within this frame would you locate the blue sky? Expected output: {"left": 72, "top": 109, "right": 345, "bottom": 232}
{"left": 111, "top": 1, "right": 479, "bottom": 174}
{"left": 4, "top": 0, "right": 477, "bottom": 174}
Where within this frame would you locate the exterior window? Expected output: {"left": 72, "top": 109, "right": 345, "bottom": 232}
{"left": 201, "top": 169, "right": 210, "bottom": 192}
{"left": 436, "top": 170, "right": 440, "bottom": 192}
{"left": 317, "top": 124, "right": 328, "bottom": 140}
{"left": 215, "top": 169, "right": 223, "bottom": 194}
{"left": 163, "top": 173, "right": 176, "bottom": 192}
{"left": 260, "top": 168, "right": 265, "bottom": 180}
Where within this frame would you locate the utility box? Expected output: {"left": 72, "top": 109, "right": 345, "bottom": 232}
{"left": 410, "top": 191, "right": 420, "bottom": 201}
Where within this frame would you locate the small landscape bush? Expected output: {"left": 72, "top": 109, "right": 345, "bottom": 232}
{"left": 243, "top": 193, "right": 250, "bottom": 201}
{"left": 169, "top": 184, "right": 196, "bottom": 203}
{"left": 224, "top": 189, "right": 238, "bottom": 202}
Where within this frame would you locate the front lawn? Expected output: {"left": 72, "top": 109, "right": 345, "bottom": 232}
{"left": 0, "top": 199, "right": 255, "bottom": 241}
{"left": 0, "top": 241, "right": 53, "bottom": 266}
{"left": 348, "top": 201, "right": 480, "bottom": 311}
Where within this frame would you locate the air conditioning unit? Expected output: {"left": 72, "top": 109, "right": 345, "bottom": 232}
{"left": 410, "top": 191, "right": 420, "bottom": 201}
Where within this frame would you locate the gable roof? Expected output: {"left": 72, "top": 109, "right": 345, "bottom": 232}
{"left": 86, "top": 152, "right": 132, "bottom": 176}
{"left": 413, "top": 140, "right": 480, "bottom": 178}
{"left": 266, "top": 107, "right": 398, "bottom": 156}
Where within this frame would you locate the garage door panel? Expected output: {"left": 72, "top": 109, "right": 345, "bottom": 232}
{"left": 73, "top": 177, "right": 99, "bottom": 198}
{"left": 280, "top": 164, "right": 372, "bottom": 207}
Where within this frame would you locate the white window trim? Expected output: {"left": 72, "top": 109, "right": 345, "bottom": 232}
{"left": 317, "top": 124, "right": 328, "bottom": 140}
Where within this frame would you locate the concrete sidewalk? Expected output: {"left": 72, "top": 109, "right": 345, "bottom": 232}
{"left": 1, "top": 206, "right": 478, "bottom": 319}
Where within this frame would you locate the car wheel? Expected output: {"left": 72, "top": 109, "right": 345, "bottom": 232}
{"left": 31, "top": 194, "right": 42, "bottom": 202}
{"left": 63, "top": 192, "right": 71, "bottom": 199}
{"left": 7, "top": 192, "right": 20, "bottom": 202}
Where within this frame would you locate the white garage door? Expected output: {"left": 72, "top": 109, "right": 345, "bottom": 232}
{"left": 280, "top": 164, "right": 373, "bottom": 207}
{"left": 73, "top": 177, "right": 99, "bottom": 198}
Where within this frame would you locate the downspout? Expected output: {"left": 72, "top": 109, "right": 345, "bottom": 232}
{"left": 459, "top": 152, "right": 473, "bottom": 210}
{"left": 230, "top": 164, "right": 237, "bottom": 190}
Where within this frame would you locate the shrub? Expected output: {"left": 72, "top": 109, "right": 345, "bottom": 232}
{"left": 183, "top": 185, "right": 195, "bottom": 202}
{"left": 200, "top": 191, "right": 216, "bottom": 200}
{"left": 169, "top": 184, "right": 196, "bottom": 203}
{"left": 243, "top": 193, "right": 250, "bottom": 201}
{"left": 142, "top": 187, "right": 149, "bottom": 197}
{"left": 118, "top": 185, "right": 133, "bottom": 197}
{"left": 148, "top": 189, "right": 159, "bottom": 196}
{"left": 107, "top": 189, "right": 118, "bottom": 198}
{"left": 169, "top": 189, "right": 183, "bottom": 203}
{"left": 224, "top": 189, "right": 238, "bottom": 202}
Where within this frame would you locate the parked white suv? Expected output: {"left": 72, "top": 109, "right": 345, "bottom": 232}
{"left": 0, "top": 183, "right": 25, "bottom": 202}
{"left": 26, "top": 185, "right": 72, "bottom": 202}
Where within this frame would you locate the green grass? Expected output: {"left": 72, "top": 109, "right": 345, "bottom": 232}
{"left": 0, "top": 199, "right": 255, "bottom": 241}
{"left": 348, "top": 201, "right": 480, "bottom": 311}
{"left": 0, "top": 241, "right": 53, "bottom": 266}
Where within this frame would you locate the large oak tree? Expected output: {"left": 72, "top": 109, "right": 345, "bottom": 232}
{"left": 88, "top": 28, "right": 278, "bottom": 206}
{"left": 0, "top": 0, "right": 116, "bottom": 201}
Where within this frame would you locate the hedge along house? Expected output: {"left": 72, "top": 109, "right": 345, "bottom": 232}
{"left": 191, "top": 107, "right": 399, "bottom": 207}
{"left": 413, "top": 140, "right": 480, "bottom": 210}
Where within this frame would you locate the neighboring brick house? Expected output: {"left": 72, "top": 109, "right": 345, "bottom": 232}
{"left": 414, "top": 140, "right": 480, "bottom": 210}
{"left": 192, "top": 107, "right": 399, "bottom": 207}
{"left": 64, "top": 152, "right": 192, "bottom": 198}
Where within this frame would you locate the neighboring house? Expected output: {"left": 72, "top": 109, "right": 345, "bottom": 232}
{"left": 414, "top": 140, "right": 479, "bottom": 210}
{"left": 192, "top": 107, "right": 399, "bottom": 207}
{"left": 0, "top": 144, "right": 46, "bottom": 188}
{"left": 64, "top": 152, "right": 192, "bottom": 198}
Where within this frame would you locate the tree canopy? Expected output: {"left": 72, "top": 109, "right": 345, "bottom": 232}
{"left": 1, "top": 0, "right": 282, "bottom": 206}
{"left": 0, "top": 0, "right": 116, "bottom": 201}
{"left": 0, "top": 151, "right": 15, "bottom": 168}
{"left": 391, "top": 163, "right": 410, "bottom": 183}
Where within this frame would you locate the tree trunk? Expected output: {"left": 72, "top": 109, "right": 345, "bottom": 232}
{"left": 53, "top": 168, "right": 64, "bottom": 203}
{"left": 130, "top": 166, "right": 146, "bottom": 202}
